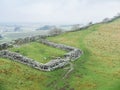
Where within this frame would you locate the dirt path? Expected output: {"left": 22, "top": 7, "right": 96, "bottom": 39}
{"left": 63, "top": 62, "right": 74, "bottom": 79}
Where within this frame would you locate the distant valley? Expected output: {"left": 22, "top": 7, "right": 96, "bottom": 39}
{"left": 0, "top": 23, "right": 79, "bottom": 43}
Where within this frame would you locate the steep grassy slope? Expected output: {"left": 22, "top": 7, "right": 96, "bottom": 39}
{"left": 9, "top": 42, "right": 66, "bottom": 63}
{"left": 0, "top": 18, "right": 120, "bottom": 90}
{"left": 48, "top": 18, "right": 120, "bottom": 90}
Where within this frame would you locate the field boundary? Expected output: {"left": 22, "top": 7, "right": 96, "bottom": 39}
{"left": 0, "top": 38, "right": 82, "bottom": 71}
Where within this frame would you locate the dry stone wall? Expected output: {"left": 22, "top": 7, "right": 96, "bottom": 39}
{"left": 0, "top": 39, "right": 82, "bottom": 71}
{"left": 39, "top": 39, "right": 82, "bottom": 61}
{"left": 0, "top": 36, "right": 82, "bottom": 71}
{"left": 0, "top": 50, "right": 69, "bottom": 71}
{"left": 13, "top": 35, "right": 48, "bottom": 45}
{"left": 0, "top": 43, "right": 13, "bottom": 50}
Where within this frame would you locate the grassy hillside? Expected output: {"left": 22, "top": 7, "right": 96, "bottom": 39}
{"left": 48, "top": 18, "right": 120, "bottom": 90}
{"left": 0, "top": 18, "right": 120, "bottom": 90}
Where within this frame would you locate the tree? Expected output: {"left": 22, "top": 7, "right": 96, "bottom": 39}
{"left": 88, "top": 22, "right": 93, "bottom": 25}
{"left": 48, "top": 27, "right": 63, "bottom": 36}
{"left": 102, "top": 18, "right": 110, "bottom": 23}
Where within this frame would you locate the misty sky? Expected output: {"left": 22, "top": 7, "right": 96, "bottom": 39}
{"left": 0, "top": 0, "right": 120, "bottom": 24}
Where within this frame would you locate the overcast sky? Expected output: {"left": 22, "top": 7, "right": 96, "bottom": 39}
{"left": 0, "top": 0, "right": 120, "bottom": 24}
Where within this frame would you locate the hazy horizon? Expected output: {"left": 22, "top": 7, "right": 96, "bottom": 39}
{"left": 0, "top": 0, "right": 120, "bottom": 24}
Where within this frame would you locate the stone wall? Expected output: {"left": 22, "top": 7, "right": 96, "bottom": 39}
{"left": 0, "top": 38, "right": 82, "bottom": 71}
{"left": 0, "top": 42, "right": 13, "bottom": 50}
{"left": 0, "top": 50, "right": 69, "bottom": 71}
{"left": 101, "top": 15, "right": 120, "bottom": 23}
{"left": 39, "top": 39, "right": 82, "bottom": 61}
{"left": 0, "top": 39, "right": 82, "bottom": 71}
{"left": 69, "top": 14, "right": 120, "bottom": 32}
{"left": 13, "top": 35, "right": 48, "bottom": 45}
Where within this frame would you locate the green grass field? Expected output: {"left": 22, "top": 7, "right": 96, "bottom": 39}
{"left": 0, "top": 18, "right": 120, "bottom": 90}
{"left": 8, "top": 42, "right": 66, "bottom": 63}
